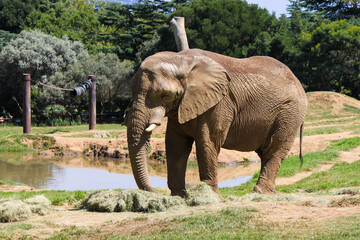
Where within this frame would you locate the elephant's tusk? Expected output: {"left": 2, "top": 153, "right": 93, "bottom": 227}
{"left": 145, "top": 124, "right": 157, "bottom": 132}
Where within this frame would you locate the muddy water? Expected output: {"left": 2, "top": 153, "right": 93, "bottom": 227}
{"left": 0, "top": 153, "right": 259, "bottom": 191}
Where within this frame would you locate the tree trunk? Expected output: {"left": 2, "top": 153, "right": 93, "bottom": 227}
{"left": 170, "top": 17, "right": 189, "bottom": 51}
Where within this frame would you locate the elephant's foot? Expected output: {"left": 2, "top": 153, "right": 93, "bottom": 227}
{"left": 171, "top": 189, "right": 187, "bottom": 198}
{"left": 210, "top": 184, "right": 224, "bottom": 200}
{"left": 253, "top": 183, "right": 276, "bottom": 194}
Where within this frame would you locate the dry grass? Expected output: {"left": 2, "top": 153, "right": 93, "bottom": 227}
{"left": 0, "top": 195, "right": 53, "bottom": 222}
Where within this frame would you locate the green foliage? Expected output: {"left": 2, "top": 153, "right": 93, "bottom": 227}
{"left": 0, "top": 29, "right": 133, "bottom": 124}
{"left": 296, "top": 0, "right": 360, "bottom": 20}
{"left": 0, "top": 30, "right": 86, "bottom": 119}
{"left": 172, "top": 0, "right": 276, "bottom": 57}
{"left": 22, "top": 0, "right": 102, "bottom": 51}
{"left": 0, "top": 0, "right": 44, "bottom": 33}
{"left": 97, "top": 0, "right": 171, "bottom": 61}
{"left": 0, "top": 30, "right": 16, "bottom": 52}
{"left": 1, "top": 0, "right": 360, "bottom": 123}
{"left": 300, "top": 20, "right": 360, "bottom": 98}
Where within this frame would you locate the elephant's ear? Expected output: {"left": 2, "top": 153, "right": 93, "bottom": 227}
{"left": 178, "top": 55, "right": 230, "bottom": 124}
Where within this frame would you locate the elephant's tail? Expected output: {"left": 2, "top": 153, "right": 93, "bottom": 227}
{"left": 299, "top": 122, "right": 304, "bottom": 167}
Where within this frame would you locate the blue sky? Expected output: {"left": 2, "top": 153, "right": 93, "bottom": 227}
{"left": 246, "top": 0, "right": 290, "bottom": 17}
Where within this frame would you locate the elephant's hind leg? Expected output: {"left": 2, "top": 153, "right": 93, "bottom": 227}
{"left": 254, "top": 124, "right": 299, "bottom": 194}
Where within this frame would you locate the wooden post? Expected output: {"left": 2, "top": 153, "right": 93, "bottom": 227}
{"left": 170, "top": 17, "right": 189, "bottom": 51}
{"left": 23, "top": 74, "right": 31, "bottom": 134}
{"left": 88, "top": 75, "right": 96, "bottom": 130}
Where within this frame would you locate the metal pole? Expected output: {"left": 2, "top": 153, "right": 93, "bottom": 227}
{"left": 88, "top": 75, "right": 96, "bottom": 130}
{"left": 23, "top": 74, "right": 31, "bottom": 134}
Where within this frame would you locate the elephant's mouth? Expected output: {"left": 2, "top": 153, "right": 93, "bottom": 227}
{"left": 145, "top": 106, "right": 166, "bottom": 132}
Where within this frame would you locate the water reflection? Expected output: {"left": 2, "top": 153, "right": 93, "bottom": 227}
{"left": 0, "top": 153, "right": 259, "bottom": 191}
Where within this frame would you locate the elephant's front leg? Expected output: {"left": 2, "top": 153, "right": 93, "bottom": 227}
{"left": 166, "top": 119, "right": 194, "bottom": 197}
{"left": 195, "top": 128, "right": 222, "bottom": 197}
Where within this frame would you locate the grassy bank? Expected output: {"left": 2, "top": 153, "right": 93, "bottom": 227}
{"left": 0, "top": 124, "right": 126, "bottom": 152}
{"left": 220, "top": 137, "right": 360, "bottom": 197}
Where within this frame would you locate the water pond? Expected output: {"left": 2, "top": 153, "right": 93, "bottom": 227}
{"left": 0, "top": 152, "right": 258, "bottom": 191}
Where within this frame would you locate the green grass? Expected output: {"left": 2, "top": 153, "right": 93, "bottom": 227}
{"left": 279, "top": 150, "right": 338, "bottom": 177}
{"left": 328, "top": 136, "right": 360, "bottom": 151}
{"left": 220, "top": 172, "right": 259, "bottom": 197}
{"left": 0, "top": 180, "right": 24, "bottom": 186}
{"left": 46, "top": 226, "right": 87, "bottom": 240}
{"left": 304, "top": 124, "right": 360, "bottom": 136}
{"left": 3, "top": 208, "right": 360, "bottom": 240}
{"left": 220, "top": 137, "right": 360, "bottom": 197}
{"left": 305, "top": 116, "right": 360, "bottom": 127}
{"left": 278, "top": 160, "right": 360, "bottom": 193}
{"left": 279, "top": 137, "right": 360, "bottom": 178}
{"left": 71, "top": 209, "right": 360, "bottom": 240}
{"left": 343, "top": 104, "right": 360, "bottom": 114}
{"left": 0, "top": 223, "right": 35, "bottom": 240}
{"left": 0, "top": 190, "right": 89, "bottom": 206}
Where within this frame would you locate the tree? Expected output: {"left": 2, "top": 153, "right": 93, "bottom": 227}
{"left": 50, "top": 53, "right": 134, "bottom": 114}
{"left": 0, "top": 0, "right": 45, "bottom": 33}
{"left": 299, "top": 20, "right": 360, "bottom": 97}
{"left": 0, "top": 30, "right": 16, "bottom": 52}
{"left": 297, "top": 0, "right": 360, "bottom": 20}
{"left": 171, "top": 0, "right": 276, "bottom": 57}
{"left": 22, "top": 0, "right": 101, "bottom": 51}
{"left": 97, "top": 0, "right": 170, "bottom": 60}
{"left": 0, "top": 30, "right": 86, "bottom": 118}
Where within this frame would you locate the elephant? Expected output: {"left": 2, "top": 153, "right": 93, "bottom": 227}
{"left": 125, "top": 48, "right": 307, "bottom": 197}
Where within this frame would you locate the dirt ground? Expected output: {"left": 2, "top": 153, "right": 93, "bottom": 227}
{"left": 2, "top": 91, "right": 360, "bottom": 238}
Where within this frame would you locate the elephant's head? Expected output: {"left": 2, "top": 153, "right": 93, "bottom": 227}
{"left": 126, "top": 50, "right": 230, "bottom": 192}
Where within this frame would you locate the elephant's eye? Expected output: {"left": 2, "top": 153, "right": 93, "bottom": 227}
{"left": 161, "top": 93, "right": 170, "bottom": 100}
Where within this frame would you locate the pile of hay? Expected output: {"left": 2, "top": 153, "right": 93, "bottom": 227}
{"left": 82, "top": 183, "right": 221, "bottom": 213}
{"left": 334, "top": 188, "right": 360, "bottom": 196}
{"left": 185, "top": 183, "right": 221, "bottom": 206}
{"left": 82, "top": 189, "right": 184, "bottom": 213}
{"left": 0, "top": 195, "right": 53, "bottom": 222}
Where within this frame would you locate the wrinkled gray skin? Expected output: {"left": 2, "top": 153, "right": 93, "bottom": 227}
{"left": 126, "top": 49, "right": 307, "bottom": 197}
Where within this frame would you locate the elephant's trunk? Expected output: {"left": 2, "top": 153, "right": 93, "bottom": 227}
{"left": 127, "top": 104, "right": 155, "bottom": 192}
